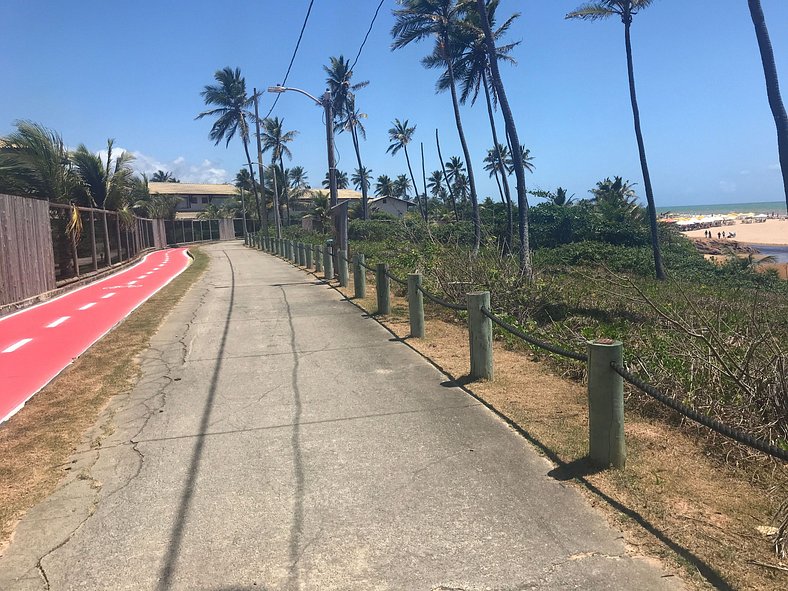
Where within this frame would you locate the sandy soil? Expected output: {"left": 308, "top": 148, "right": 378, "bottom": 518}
{"left": 682, "top": 219, "right": 788, "bottom": 245}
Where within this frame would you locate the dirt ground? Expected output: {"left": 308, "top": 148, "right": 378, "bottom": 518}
{"left": 327, "top": 264, "right": 788, "bottom": 591}
{"left": 0, "top": 248, "right": 208, "bottom": 555}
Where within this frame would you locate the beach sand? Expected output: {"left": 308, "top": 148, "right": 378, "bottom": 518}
{"left": 681, "top": 218, "right": 788, "bottom": 246}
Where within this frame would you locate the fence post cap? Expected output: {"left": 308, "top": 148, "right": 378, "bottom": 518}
{"left": 467, "top": 290, "right": 490, "bottom": 297}
{"left": 589, "top": 338, "right": 622, "bottom": 347}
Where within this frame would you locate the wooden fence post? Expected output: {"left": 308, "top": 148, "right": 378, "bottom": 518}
{"left": 338, "top": 249, "right": 349, "bottom": 287}
{"left": 467, "top": 291, "right": 493, "bottom": 380}
{"left": 587, "top": 340, "right": 626, "bottom": 469}
{"left": 408, "top": 273, "right": 425, "bottom": 338}
{"left": 376, "top": 263, "right": 390, "bottom": 315}
{"left": 323, "top": 243, "right": 333, "bottom": 280}
{"left": 353, "top": 254, "right": 366, "bottom": 299}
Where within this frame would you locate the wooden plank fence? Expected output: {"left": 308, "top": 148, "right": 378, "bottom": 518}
{"left": 0, "top": 194, "right": 55, "bottom": 306}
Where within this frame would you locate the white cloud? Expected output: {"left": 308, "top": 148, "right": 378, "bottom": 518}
{"left": 129, "top": 150, "right": 230, "bottom": 184}
{"left": 719, "top": 180, "right": 737, "bottom": 194}
{"left": 767, "top": 163, "right": 781, "bottom": 171}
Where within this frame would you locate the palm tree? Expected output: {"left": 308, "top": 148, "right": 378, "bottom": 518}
{"left": 505, "top": 144, "right": 534, "bottom": 176}
{"left": 444, "top": 155, "right": 468, "bottom": 208}
{"left": 387, "top": 119, "right": 425, "bottom": 219}
{"left": 392, "top": 0, "right": 482, "bottom": 249}
{"left": 427, "top": 170, "right": 445, "bottom": 199}
{"left": 475, "top": 0, "right": 532, "bottom": 277}
{"left": 566, "top": 1, "right": 665, "bottom": 280}
{"left": 375, "top": 174, "right": 395, "bottom": 197}
{"left": 393, "top": 174, "right": 412, "bottom": 199}
{"left": 352, "top": 166, "right": 373, "bottom": 195}
{"left": 195, "top": 67, "right": 262, "bottom": 231}
{"left": 151, "top": 170, "right": 179, "bottom": 183}
{"left": 484, "top": 144, "right": 512, "bottom": 250}
{"left": 591, "top": 176, "right": 641, "bottom": 220}
{"left": 551, "top": 187, "right": 576, "bottom": 207}
{"left": 434, "top": 0, "right": 518, "bottom": 247}
{"left": 323, "top": 170, "right": 349, "bottom": 190}
{"left": 197, "top": 204, "right": 223, "bottom": 220}
{"left": 0, "top": 120, "right": 78, "bottom": 202}
{"left": 324, "top": 55, "right": 373, "bottom": 219}
{"left": 747, "top": 0, "right": 787, "bottom": 212}
{"left": 311, "top": 191, "right": 331, "bottom": 231}
{"left": 71, "top": 139, "right": 136, "bottom": 210}
{"left": 261, "top": 116, "right": 298, "bottom": 229}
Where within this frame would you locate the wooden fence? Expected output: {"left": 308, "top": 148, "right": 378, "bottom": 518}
{"left": 1, "top": 194, "right": 242, "bottom": 307}
{"left": 0, "top": 194, "right": 56, "bottom": 306}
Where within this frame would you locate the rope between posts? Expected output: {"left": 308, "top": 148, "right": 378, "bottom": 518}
{"left": 359, "top": 259, "right": 376, "bottom": 272}
{"left": 610, "top": 362, "right": 788, "bottom": 462}
{"left": 480, "top": 307, "right": 588, "bottom": 362}
{"left": 383, "top": 269, "right": 408, "bottom": 286}
{"left": 416, "top": 284, "right": 467, "bottom": 311}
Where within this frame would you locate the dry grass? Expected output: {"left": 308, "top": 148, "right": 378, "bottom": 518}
{"left": 328, "top": 267, "right": 788, "bottom": 591}
{"left": 0, "top": 248, "right": 208, "bottom": 553}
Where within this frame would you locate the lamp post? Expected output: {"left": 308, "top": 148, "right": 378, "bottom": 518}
{"left": 267, "top": 86, "right": 346, "bottom": 261}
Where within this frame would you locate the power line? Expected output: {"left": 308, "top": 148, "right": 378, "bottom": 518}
{"left": 349, "top": 0, "right": 386, "bottom": 74}
{"left": 264, "top": 0, "right": 316, "bottom": 119}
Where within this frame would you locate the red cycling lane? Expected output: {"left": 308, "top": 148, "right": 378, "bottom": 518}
{"left": 0, "top": 248, "right": 192, "bottom": 423}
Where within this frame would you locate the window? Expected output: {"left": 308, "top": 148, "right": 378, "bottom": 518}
{"left": 202, "top": 197, "right": 210, "bottom": 204}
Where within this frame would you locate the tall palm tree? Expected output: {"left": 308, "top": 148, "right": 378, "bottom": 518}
{"left": 475, "top": 0, "right": 532, "bottom": 277}
{"left": 747, "top": 0, "right": 787, "bottom": 212}
{"left": 433, "top": 0, "right": 518, "bottom": 247}
{"left": 566, "top": 1, "right": 665, "bottom": 280}
{"left": 352, "top": 166, "right": 373, "bottom": 195}
{"left": 0, "top": 120, "right": 78, "bottom": 202}
{"left": 195, "top": 67, "right": 262, "bottom": 230}
{"left": 387, "top": 119, "right": 425, "bottom": 219}
{"left": 261, "top": 116, "right": 298, "bottom": 229}
{"left": 323, "top": 170, "right": 349, "bottom": 190}
{"left": 392, "top": 0, "right": 482, "bottom": 250}
{"left": 324, "top": 55, "right": 373, "bottom": 220}
{"left": 375, "top": 175, "right": 395, "bottom": 197}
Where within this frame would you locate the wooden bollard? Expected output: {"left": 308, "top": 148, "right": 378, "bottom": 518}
{"left": 338, "top": 250, "right": 349, "bottom": 287}
{"left": 315, "top": 245, "right": 323, "bottom": 272}
{"left": 305, "top": 244, "right": 313, "bottom": 268}
{"left": 323, "top": 243, "right": 333, "bottom": 280}
{"left": 376, "top": 263, "right": 390, "bottom": 315}
{"left": 587, "top": 340, "right": 626, "bottom": 469}
{"left": 408, "top": 273, "right": 425, "bottom": 338}
{"left": 467, "top": 291, "right": 493, "bottom": 380}
{"left": 353, "top": 254, "right": 366, "bottom": 299}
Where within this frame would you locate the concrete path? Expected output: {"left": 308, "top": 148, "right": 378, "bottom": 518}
{"left": 0, "top": 242, "right": 683, "bottom": 590}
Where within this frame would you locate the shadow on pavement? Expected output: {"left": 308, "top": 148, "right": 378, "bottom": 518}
{"left": 157, "top": 250, "right": 236, "bottom": 590}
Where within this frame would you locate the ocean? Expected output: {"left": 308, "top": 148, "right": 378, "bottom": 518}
{"left": 656, "top": 201, "right": 786, "bottom": 216}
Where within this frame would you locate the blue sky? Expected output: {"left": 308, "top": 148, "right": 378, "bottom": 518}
{"left": 1, "top": 0, "right": 787, "bottom": 208}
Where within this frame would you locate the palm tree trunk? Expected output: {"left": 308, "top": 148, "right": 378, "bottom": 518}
{"left": 436, "top": 129, "right": 459, "bottom": 222}
{"left": 403, "top": 146, "right": 425, "bottom": 220}
{"left": 624, "top": 18, "right": 666, "bottom": 280}
{"left": 475, "top": 0, "right": 531, "bottom": 278}
{"left": 279, "top": 154, "right": 290, "bottom": 226}
{"left": 748, "top": 0, "right": 788, "bottom": 213}
{"left": 444, "top": 36, "right": 481, "bottom": 252}
{"left": 482, "top": 71, "right": 513, "bottom": 253}
{"left": 270, "top": 157, "right": 282, "bottom": 237}
{"left": 241, "top": 138, "right": 261, "bottom": 235}
{"left": 350, "top": 125, "right": 369, "bottom": 220}
{"left": 421, "top": 142, "right": 429, "bottom": 220}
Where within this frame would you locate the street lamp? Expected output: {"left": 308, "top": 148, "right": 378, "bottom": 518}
{"left": 266, "top": 85, "right": 345, "bottom": 261}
